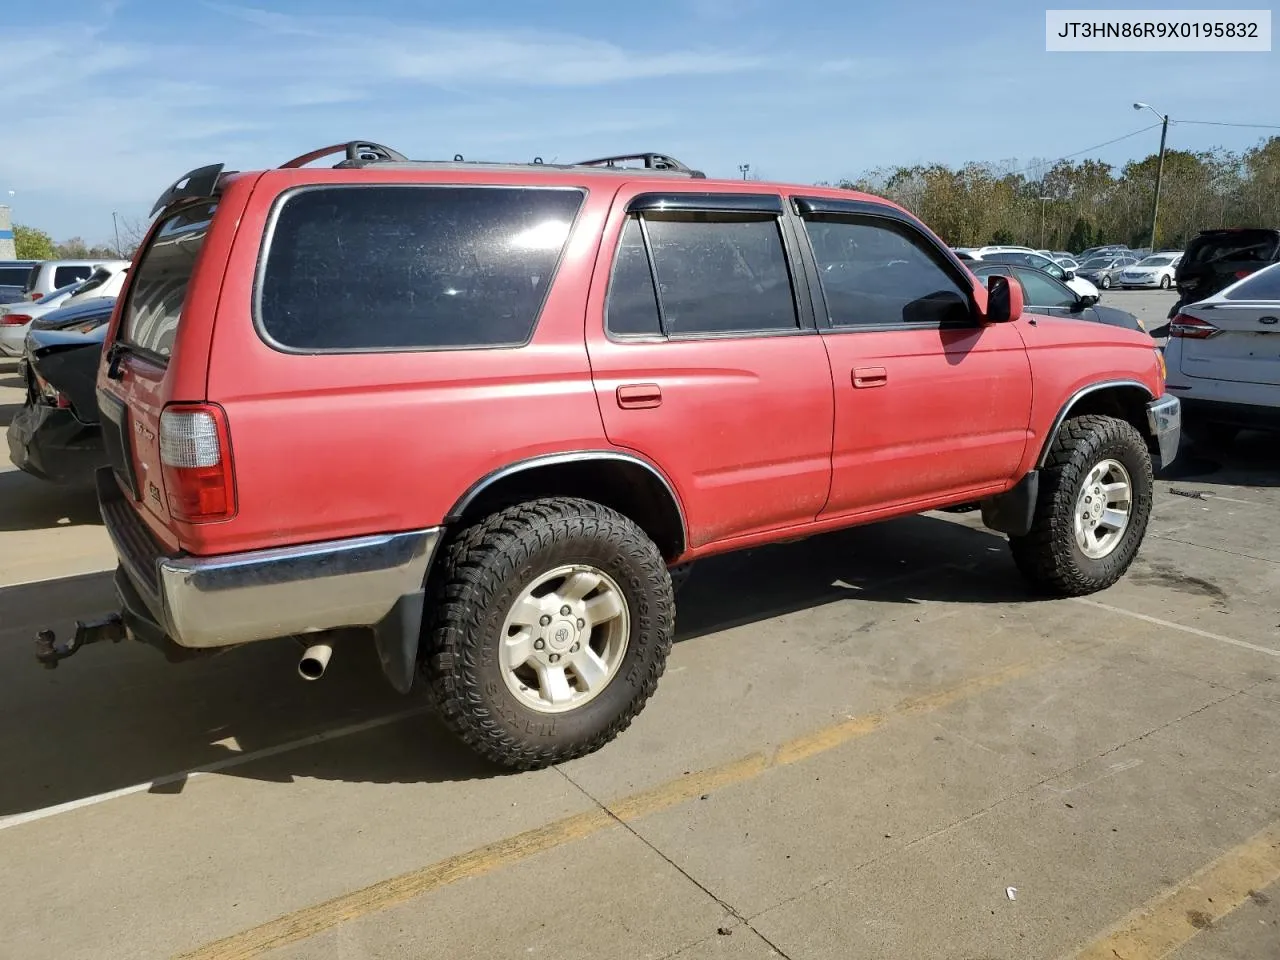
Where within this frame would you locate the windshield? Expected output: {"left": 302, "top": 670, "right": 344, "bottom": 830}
{"left": 1187, "top": 231, "right": 1280, "bottom": 266}
{"left": 1081, "top": 257, "right": 1114, "bottom": 268}
{"left": 1137, "top": 256, "right": 1174, "bottom": 266}
{"left": 1223, "top": 262, "right": 1280, "bottom": 301}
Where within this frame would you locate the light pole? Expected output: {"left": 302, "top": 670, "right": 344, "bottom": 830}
{"left": 1038, "top": 196, "right": 1052, "bottom": 249}
{"left": 112, "top": 211, "right": 122, "bottom": 258}
{"left": 1133, "top": 102, "right": 1169, "bottom": 252}
{"left": 739, "top": 163, "right": 750, "bottom": 181}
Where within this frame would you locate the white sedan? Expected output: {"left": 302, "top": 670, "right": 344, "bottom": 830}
{"left": 0, "top": 263, "right": 128, "bottom": 357}
{"left": 1119, "top": 253, "right": 1182, "bottom": 289}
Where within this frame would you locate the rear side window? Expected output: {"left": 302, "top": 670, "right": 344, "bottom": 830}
{"left": 0, "top": 267, "right": 27, "bottom": 286}
{"left": 53, "top": 265, "right": 93, "bottom": 287}
{"left": 1187, "top": 232, "right": 1280, "bottom": 266}
{"left": 606, "top": 212, "right": 799, "bottom": 337}
{"left": 123, "top": 202, "right": 215, "bottom": 358}
{"left": 73, "top": 267, "right": 115, "bottom": 297}
{"left": 1224, "top": 264, "right": 1280, "bottom": 301}
{"left": 258, "top": 186, "right": 584, "bottom": 351}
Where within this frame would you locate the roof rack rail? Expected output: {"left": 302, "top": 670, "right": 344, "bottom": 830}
{"left": 279, "top": 141, "right": 409, "bottom": 169}
{"left": 574, "top": 153, "right": 706, "bottom": 178}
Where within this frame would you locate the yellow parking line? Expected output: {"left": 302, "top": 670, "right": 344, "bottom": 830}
{"left": 177, "top": 660, "right": 1039, "bottom": 960}
{"left": 1072, "top": 821, "right": 1280, "bottom": 960}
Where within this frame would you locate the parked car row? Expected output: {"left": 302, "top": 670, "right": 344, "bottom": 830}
{"left": 0, "top": 261, "right": 129, "bottom": 356}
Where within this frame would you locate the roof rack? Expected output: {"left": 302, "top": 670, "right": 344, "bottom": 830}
{"left": 574, "top": 153, "right": 706, "bottom": 178}
{"left": 279, "top": 141, "right": 410, "bottom": 169}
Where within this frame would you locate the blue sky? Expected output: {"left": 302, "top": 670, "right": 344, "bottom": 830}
{"left": 3, "top": 0, "right": 1278, "bottom": 243}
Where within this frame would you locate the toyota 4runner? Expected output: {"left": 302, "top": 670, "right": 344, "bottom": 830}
{"left": 38, "top": 141, "right": 1181, "bottom": 770}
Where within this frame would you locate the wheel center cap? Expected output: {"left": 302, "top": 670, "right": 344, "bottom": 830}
{"left": 547, "top": 619, "right": 577, "bottom": 653}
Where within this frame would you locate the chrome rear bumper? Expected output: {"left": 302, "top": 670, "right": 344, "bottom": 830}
{"left": 99, "top": 469, "right": 440, "bottom": 650}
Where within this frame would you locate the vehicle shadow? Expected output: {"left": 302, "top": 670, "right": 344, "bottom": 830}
{"left": 0, "top": 514, "right": 1024, "bottom": 817}
{"left": 0, "top": 402, "right": 22, "bottom": 429}
{"left": 1158, "top": 430, "right": 1280, "bottom": 489}
{"left": 0, "top": 375, "right": 23, "bottom": 390}
{"left": 0, "top": 468, "right": 101, "bottom": 531}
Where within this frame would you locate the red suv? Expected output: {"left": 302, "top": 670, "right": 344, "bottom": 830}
{"left": 38, "top": 142, "right": 1180, "bottom": 770}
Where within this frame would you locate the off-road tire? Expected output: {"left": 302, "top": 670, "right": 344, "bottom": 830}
{"left": 422, "top": 497, "right": 674, "bottom": 770}
{"left": 1009, "top": 415, "right": 1153, "bottom": 596}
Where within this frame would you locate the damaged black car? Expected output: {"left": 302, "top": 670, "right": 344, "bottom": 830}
{"left": 8, "top": 297, "right": 116, "bottom": 483}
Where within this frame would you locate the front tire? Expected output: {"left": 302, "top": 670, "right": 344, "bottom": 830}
{"left": 423, "top": 497, "right": 674, "bottom": 770}
{"left": 1010, "top": 415, "right": 1153, "bottom": 596}
{"left": 1160, "top": 274, "right": 1171, "bottom": 289}
{"left": 1101, "top": 275, "right": 1112, "bottom": 290}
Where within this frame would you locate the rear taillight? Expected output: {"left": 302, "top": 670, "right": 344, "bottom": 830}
{"left": 1, "top": 313, "right": 31, "bottom": 326}
{"left": 1234, "top": 270, "right": 1255, "bottom": 280}
{"left": 1168, "top": 314, "right": 1220, "bottom": 340}
{"left": 27, "top": 292, "right": 42, "bottom": 300}
{"left": 158, "top": 404, "right": 236, "bottom": 523}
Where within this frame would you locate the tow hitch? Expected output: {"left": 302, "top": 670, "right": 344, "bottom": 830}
{"left": 35, "top": 614, "right": 127, "bottom": 668}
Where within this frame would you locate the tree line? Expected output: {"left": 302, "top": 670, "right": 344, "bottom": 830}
{"left": 12, "top": 220, "right": 147, "bottom": 262}
{"left": 832, "top": 136, "right": 1280, "bottom": 253}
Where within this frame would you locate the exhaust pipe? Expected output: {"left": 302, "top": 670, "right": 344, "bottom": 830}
{"left": 298, "top": 642, "right": 333, "bottom": 681}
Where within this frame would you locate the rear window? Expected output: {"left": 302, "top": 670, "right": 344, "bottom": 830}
{"left": 0, "top": 267, "right": 28, "bottom": 286}
{"left": 1187, "top": 231, "right": 1280, "bottom": 267}
{"left": 122, "top": 202, "right": 215, "bottom": 358}
{"left": 258, "top": 185, "right": 585, "bottom": 351}
{"left": 53, "top": 265, "right": 93, "bottom": 287}
{"left": 1223, "top": 264, "right": 1280, "bottom": 301}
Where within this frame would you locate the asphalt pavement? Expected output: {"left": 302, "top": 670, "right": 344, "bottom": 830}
{"left": 2, "top": 290, "right": 1279, "bottom": 960}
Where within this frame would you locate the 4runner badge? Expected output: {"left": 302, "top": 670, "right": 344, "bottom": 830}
{"left": 134, "top": 420, "right": 156, "bottom": 443}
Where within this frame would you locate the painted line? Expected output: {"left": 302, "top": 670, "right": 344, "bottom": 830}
{"left": 176, "top": 659, "right": 1041, "bottom": 960}
{"left": 1070, "top": 819, "right": 1280, "bottom": 960}
{"left": 0, "top": 706, "right": 434, "bottom": 832}
{"left": 1073, "top": 597, "right": 1280, "bottom": 658}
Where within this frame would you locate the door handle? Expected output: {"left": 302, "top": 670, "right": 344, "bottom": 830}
{"left": 617, "top": 383, "right": 662, "bottom": 409}
{"left": 852, "top": 366, "right": 888, "bottom": 388}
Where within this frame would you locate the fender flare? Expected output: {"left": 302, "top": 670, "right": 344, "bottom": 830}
{"left": 1034, "top": 379, "right": 1155, "bottom": 468}
{"left": 445, "top": 450, "right": 688, "bottom": 554}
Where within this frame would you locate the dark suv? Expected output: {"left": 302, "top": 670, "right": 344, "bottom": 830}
{"left": 1171, "top": 228, "right": 1280, "bottom": 317}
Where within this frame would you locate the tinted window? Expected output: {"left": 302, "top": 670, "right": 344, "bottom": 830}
{"left": 123, "top": 202, "right": 215, "bottom": 358}
{"left": 1224, "top": 264, "right": 1280, "bottom": 301}
{"left": 1013, "top": 267, "right": 1076, "bottom": 308}
{"left": 1187, "top": 232, "right": 1280, "bottom": 266}
{"left": 73, "top": 267, "right": 118, "bottom": 297}
{"left": 1026, "top": 254, "right": 1065, "bottom": 279}
{"left": 260, "top": 186, "right": 583, "bottom": 351}
{"left": 642, "top": 216, "right": 797, "bottom": 335}
{"left": 54, "top": 265, "right": 93, "bottom": 287}
{"left": 0, "top": 267, "right": 28, "bottom": 286}
{"left": 805, "top": 217, "right": 971, "bottom": 327}
{"left": 607, "top": 218, "right": 662, "bottom": 336}
{"left": 1081, "top": 258, "right": 1113, "bottom": 269}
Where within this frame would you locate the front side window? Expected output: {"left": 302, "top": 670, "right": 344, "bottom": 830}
{"left": 1013, "top": 267, "right": 1076, "bottom": 308}
{"left": 259, "top": 186, "right": 584, "bottom": 351}
{"left": 804, "top": 216, "right": 971, "bottom": 327}
{"left": 606, "top": 212, "right": 799, "bottom": 337}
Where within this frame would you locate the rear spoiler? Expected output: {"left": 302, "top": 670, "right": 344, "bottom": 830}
{"left": 149, "top": 163, "right": 238, "bottom": 216}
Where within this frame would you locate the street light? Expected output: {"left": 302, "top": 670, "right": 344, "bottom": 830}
{"left": 739, "top": 163, "right": 751, "bottom": 181}
{"left": 1038, "top": 196, "right": 1053, "bottom": 249}
{"left": 1133, "top": 102, "right": 1170, "bottom": 253}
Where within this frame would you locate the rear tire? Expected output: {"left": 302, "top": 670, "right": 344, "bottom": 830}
{"left": 1010, "top": 415, "right": 1153, "bottom": 596}
{"left": 422, "top": 497, "right": 674, "bottom": 770}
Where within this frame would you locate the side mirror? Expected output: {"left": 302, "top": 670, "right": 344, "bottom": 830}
{"left": 984, "top": 275, "right": 1023, "bottom": 324}
{"left": 1064, "top": 268, "right": 1076, "bottom": 280}
{"left": 1079, "top": 293, "right": 1099, "bottom": 308}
